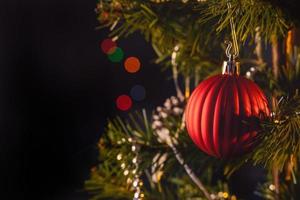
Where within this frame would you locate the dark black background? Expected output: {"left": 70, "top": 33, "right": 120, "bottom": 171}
{"left": 0, "top": 0, "right": 173, "bottom": 199}
{"left": 3, "top": 0, "right": 299, "bottom": 200}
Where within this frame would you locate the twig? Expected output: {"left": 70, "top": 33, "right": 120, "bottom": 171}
{"left": 272, "top": 166, "right": 280, "bottom": 200}
{"left": 169, "top": 142, "right": 212, "bottom": 200}
{"left": 271, "top": 35, "right": 280, "bottom": 80}
{"left": 172, "top": 64, "right": 185, "bottom": 102}
{"left": 185, "top": 76, "right": 191, "bottom": 99}
{"left": 271, "top": 34, "right": 280, "bottom": 200}
{"left": 255, "top": 27, "right": 264, "bottom": 67}
{"left": 168, "top": 116, "right": 212, "bottom": 200}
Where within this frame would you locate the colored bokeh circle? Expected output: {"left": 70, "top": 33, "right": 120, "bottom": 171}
{"left": 130, "top": 85, "right": 146, "bottom": 101}
{"left": 124, "top": 57, "right": 141, "bottom": 73}
{"left": 101, "top": 38, "right": 117, "bottom": 54}
{"left": 108, "top": 47, "right": 124, "bottom": 63}
{"left": 116, "top": 95, "right": 132, "bottom": 111}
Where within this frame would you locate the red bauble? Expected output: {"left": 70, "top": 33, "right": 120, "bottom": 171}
{"left": 185, "top": 73, "right": 270, "bottom": 158}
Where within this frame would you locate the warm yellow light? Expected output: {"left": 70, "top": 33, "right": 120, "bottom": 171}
{"left": 269, "top": 184, "right": 276, "bottom": 191}
{"left": 223, "top": 192, "right": 229, "bottom": 198}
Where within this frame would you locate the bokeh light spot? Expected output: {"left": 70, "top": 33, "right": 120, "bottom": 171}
{"left": 108, "top": 47, "right": 124, "bottom": 63}
{"left": 101, "top": 38, "right": 117, "bottom": 54}
{"left": 130, "top": 85, "right": 146, "bottom": 101}
{"left": 116, "top": 95, "right": 132, "bottom": 111}
{"left": 124, "top": 57, "right": 141, "bottom": 73}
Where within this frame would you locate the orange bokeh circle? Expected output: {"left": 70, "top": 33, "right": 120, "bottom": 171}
{"left": 124, "top": 57, "right": 141, "bottom": 73}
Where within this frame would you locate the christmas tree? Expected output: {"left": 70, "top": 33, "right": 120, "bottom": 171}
{"left": 85, "top": 0, "right": 300, "bottom": 199}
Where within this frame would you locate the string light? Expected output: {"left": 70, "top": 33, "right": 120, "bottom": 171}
{"left": 132, "top": 145, "right": 136, "bottom": 152}
{"left": 117, "top": 154, "right": 122, "bottom": 160}
{"left": 246, "top": 71, "right": 252, "bottom": 78}
{"left": 121, "top": 163, "right": 126, "bottom": 169}
{"left": 133, "top": 179, "right": 139, "bottom": 187}
{"left": 134, "top": 192, "right": 140, "bottom": 198}
{"left": 210, "top": 194, "right": 217, "bottom": 199}
{"left": 218, "top": 192, "right": 224, "bottom": 198}
{"left": 115, "top": 137, "right": 144, "bottom": 200}
{"left": 132, "top": 169, "right": 137, "bottom": 174}
{"left": 223, "top": 192, "right": 229, "bottom": 198}
{"left": 246, "top": 66, "right": 257, "bottom": 79}
{"left": 132, "top": 157, "right": 137, "bottom": 164}
{"left": 269, "top": 184, "right": 276, "bottom": 191}
{"left": 127, "top": 178, "right": 132, "bottom": 184}
{"left": 123, "top": 170, "right": 129, "bottom": 176}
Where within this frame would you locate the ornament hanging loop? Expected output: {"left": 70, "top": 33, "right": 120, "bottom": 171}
{"left": 226, "top": 0, "right": 239, "bottom": 59}
{"left": 223, "top": 40, "right": 240, "bottom": 75}
{"left": 225, "top": 40, "right": 235, "bottom": 59}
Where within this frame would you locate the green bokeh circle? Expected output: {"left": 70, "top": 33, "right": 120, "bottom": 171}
{"left": 108, "top": 47, "right": 124, "bottom": 63}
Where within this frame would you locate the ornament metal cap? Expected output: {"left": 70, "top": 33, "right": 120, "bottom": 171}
{"left": 222, "top": 56, "right": 240, "bottom": 75}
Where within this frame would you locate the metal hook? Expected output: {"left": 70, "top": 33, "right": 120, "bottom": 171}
{"left": 225, "top": 40, "right": 238, "bottom": 59}
{"left": 225, "top": 40, "right": 233, "bottom": 59}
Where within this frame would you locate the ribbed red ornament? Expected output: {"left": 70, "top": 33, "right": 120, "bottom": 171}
{"left": 185, "top": 74, "right": 270, "bottom": 159}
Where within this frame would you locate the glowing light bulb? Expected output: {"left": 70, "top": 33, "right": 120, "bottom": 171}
{"left": 132, "top": 145, "right": 136, "bottom": 152}
{"left": 218, "top": 192, "right": 223, "bottom": 198}
{"left": 133, "top": 180, "right": 139, "bottom": 187}
{"left": 121, "top": 163, "right": 126, "bottom": 169}
{"left": 269, "top": 184, "right": 276, "bottom": 191}
{"left": 134, "top": 192, "right": 140, "bottom": 198}
{"left": 132, "top": 157, "right": 137, "bottom": 164}
{"left": 246, "top": 71, "right": 251, "bottom": 77}
{"left": 123, "top": 170, "right": 129, "bottom": 176}
{"left": 127, "top": 178, "right": 132, "bottom": 184}
{"left": 223, "top": 192, "right": 229, "bottom": 198}
{"left": 117, "top": 154, "right": 122, "bottom": 160}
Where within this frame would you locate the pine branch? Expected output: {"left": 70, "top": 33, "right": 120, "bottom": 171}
{"left": 254, "top": 27, "right": 265, "bottom": 66}
{"left": 252, "top": 95, "right": 300, "bottom": 171}
{"left": 196, "top": 0, "right": 292, "bottom": 43}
